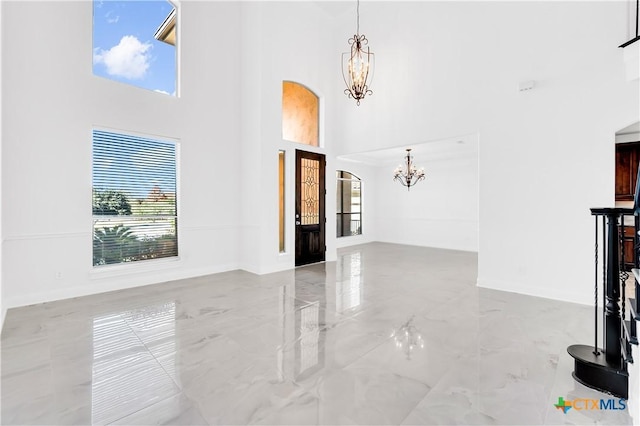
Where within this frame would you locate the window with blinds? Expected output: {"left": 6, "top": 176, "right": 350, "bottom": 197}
{"left": 92, "top": 129, "right": 178, "bottom": 266}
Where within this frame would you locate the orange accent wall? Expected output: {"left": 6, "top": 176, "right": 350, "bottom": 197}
{"left": 282, "top": 82, "right": 319, "bottom": 147}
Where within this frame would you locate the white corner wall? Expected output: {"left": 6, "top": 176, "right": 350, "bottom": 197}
{"left": 1, "top": 1, "right": 243, "bottom": 309}
{"left": 0, "top": 0, "right": 4, "bottom": 329}
{"left": 239, "top": 2, "right": 343, "bottom": 274}
{"left": 375, "top": 153, "right": 479, "bottom": 252}
{"left": 333, "top": 1, "right": 639, "bottom": 305}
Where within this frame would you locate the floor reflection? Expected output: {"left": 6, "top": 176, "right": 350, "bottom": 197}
{"left": 390, "top": 316, "right": 424, "bottom": 360}
{"left": 91, "top": 301, "right": 177, "bottom": 425}
{"left": 277, "top": 276, "right": 326, "bottom": 382}
{"left": 2, "top": 243, "right": 635, "bottom": 425}
{"left": 336, "top": 251, "right": 362, "bottom": 313}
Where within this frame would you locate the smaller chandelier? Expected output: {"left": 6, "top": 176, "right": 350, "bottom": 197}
{"left": 342, "top": 0, "right": 374, "bottom": 106}
{"left": 393, "top": 149, "right": 425, "bottom": 190}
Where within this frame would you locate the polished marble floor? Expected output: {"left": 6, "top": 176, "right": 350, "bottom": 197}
{"left": 1, "top": 242, "right": 636, "bottom": 425}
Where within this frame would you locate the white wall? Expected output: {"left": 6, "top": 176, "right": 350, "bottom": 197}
{"left": 3, "top": 1, "right": 639, "bottom": 312}
{"left": 332, "top": 1, "right": 639, "bottom": 304}
{"left": 0, "top": 0, "right": 4, "bottom": 329}
{"left": 239, "top": 2, "right": 343, "bottom": 274}
{"left": 375, "top": 152, "right": 479, "bottom": 252}
{"left": 0, "top": 0, "right": 353, "bottom": 310}
{"left": 1, "top": 1, "right": 243, "bottom": 309}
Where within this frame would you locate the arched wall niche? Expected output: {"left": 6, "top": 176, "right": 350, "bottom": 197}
{"left": 282, "top": 81, "right": 319, "bottom": 147}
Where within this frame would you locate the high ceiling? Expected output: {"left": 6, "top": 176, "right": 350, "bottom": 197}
{"left": 311, "top": 1, "right": 353, "bottom": 18}
{"left": 617, "top": 121, "right": 640, "bottom": 135}
{"left": 337, "top": 133, "right": 479, "bottom": 166}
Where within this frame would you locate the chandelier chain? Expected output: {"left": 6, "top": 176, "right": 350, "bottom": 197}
{"left": 356, "top": 0, "right": 360, "bottom": 35}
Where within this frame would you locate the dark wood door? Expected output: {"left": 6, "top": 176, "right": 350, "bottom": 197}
{"left": 615, "top": 142, "right": 640, "bottom": 201}
{"left": 295, "top": 150, "right": 326, "bottom": 266}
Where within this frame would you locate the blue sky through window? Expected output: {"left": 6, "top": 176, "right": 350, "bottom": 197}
{"left": 93, "top": 0, "right": 176, "bottom": 96}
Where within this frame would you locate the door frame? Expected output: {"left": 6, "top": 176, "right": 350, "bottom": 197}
{"left": 295, "top": 149, "right": 326, "bottom": 266}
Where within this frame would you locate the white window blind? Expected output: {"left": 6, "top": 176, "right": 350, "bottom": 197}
{"left": 92, "top": 130, "right": 178, "bottom": 266}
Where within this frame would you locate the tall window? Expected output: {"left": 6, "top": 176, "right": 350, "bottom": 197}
{"left": 282, "top": 81, "right": 319, "bottom": 146}
{"left": 336, "top": 171, "right": 362, "bottom": 237}
{"left": 92, "top": 129, "right": 178, "bottom": 266}
{"left": 279, "top": 150, "right": 286, "bottom": 253}
{"left": 93, "top": 0, "right": 177, "bottom": 96}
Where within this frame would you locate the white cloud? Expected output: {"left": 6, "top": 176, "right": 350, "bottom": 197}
{"left": 93, "top": 36, "right": 152, "bottom": 80}
{"left": 154, "top": 89, "right": 170, "bottom": 95}
{"left": 105, "top": 11, "right": 120, "bottom": 24}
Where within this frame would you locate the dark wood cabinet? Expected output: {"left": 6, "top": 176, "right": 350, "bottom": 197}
{"left": 615, "top": 142, "right": 640, "bottom": 201}
{"left": 616, "top": 142, "right": 640, "bottom": 271}
{"left": 622, "top": 225, "right": 636, "bottom": 271}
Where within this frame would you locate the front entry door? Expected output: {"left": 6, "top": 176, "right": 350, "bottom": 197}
{"left": 295, "top": 150, "right": 326, "bottom": 266}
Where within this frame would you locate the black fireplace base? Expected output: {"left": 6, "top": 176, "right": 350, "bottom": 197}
{"left": 568, "top": 344, "right": 628, "bottom": 399}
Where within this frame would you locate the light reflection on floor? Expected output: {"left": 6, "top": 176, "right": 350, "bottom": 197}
{"left": 1, "top": 243, "right": 636, "bottom": 425}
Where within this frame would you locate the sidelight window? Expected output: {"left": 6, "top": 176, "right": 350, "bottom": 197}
{"left": 279, "top": 150, "right": 286, "bottom": 253}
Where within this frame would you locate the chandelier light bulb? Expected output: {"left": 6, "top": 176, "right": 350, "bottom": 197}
{"left": 349, "top": 45, "right": 369, "bottom": 87}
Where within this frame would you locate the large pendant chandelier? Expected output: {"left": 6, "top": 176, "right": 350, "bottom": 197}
{"left": 393, "top": 149, "right": 425, "bottom": 191}
{"left": 341, "top": 0, "right": 374, "bottom": 106}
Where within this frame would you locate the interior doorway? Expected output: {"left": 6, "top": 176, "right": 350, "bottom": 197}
{"left": 295, "top": 150, "right": 326, "bottom": 266}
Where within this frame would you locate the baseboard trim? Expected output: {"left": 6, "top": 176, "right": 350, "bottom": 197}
{"left": 0, "top": 307, "right": 6, "bottom": 334}
{"left": 374, "top": 239, "right": 479, "bottom": 254}
{"left": 3, "top": 262, "right": 240, "bottom": 311}
{"left": 477, "top": 277, "right": 593, "bottom": 306}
